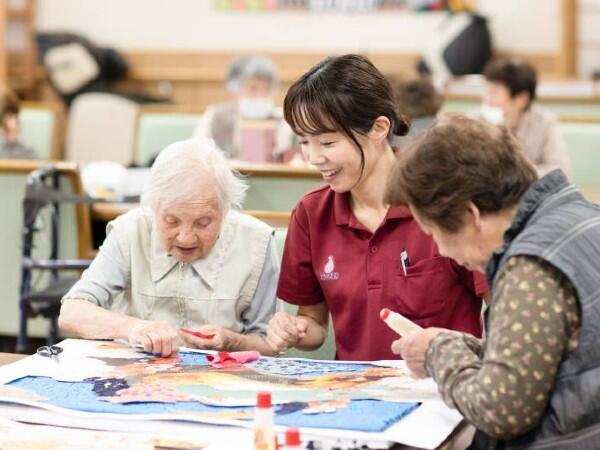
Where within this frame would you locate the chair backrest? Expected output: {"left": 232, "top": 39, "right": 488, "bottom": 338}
{"left": 135, "top": 112, "right": 202, "bottom": 166}
{"left": 19, "top": 101, "right": 65, "bottom": 160}
{"left": 0, "top": 160, "right": 91, "bottom": 337}
{"left": 233, "top": 162, "right": 323, "bottom": 211}
{"left": 65, "top": 93, "right": 139, "bottom": 165}
{"left": 272, "top": 227, "right": 336, "bottom": 360}
{"left": 559, "top": 120, "right": 600, "bottom": 203}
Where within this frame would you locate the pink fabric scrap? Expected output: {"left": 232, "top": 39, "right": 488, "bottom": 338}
{"left": 207, "top": 351, "right": 261, "bottom": 368}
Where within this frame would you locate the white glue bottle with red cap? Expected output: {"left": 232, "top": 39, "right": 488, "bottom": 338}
{"left": 254, "top": 391, "right": 276, "bottom": 450}
{"left": 282, "top": 428, "right": 302, "bottom": 449}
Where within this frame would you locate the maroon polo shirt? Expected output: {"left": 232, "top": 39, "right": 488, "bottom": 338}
{"left": 277, "top": 186, "right": 488, "bottom": 361}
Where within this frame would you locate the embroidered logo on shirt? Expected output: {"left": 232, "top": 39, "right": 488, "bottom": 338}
{"left": 320, "top": 255, "right": 340, "bottom": 281}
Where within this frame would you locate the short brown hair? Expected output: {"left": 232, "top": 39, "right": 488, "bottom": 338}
{"left": 392, "top": 77, "right": 443, "bottom": 119}
{"left": 483, "top": 59, "right": 537, "bottom": 104}
{"left": 385, "top": 114, "right": 538, "bottom": 232}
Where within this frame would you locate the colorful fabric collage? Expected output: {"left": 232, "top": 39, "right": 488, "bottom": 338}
{"left": 0, "top": 340, "right": 432, "bottom": 434}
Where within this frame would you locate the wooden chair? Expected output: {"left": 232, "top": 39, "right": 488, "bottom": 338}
{"left": 20, "top": 101, "right": 66, "bottom": 160}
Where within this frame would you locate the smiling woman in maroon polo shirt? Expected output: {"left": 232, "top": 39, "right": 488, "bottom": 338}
{"left": 265, "top": 54, "right": 488, "bottom": 361}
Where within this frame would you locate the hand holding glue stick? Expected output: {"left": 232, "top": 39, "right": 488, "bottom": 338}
{"left": 380, "top": 308, "right": 423, "bottom": 336}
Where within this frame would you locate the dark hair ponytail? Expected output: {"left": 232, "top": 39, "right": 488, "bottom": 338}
{"left": 393, "top": 113, "right": 410, "bottom": 136}
{"left": 284, "top": 54, "right": 410, "bottom": 140}
{"left": 284, "top": 54, "right": 410, "bottom": 179}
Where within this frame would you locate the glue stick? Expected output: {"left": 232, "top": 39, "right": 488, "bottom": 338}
{"left": 254, "top": 391, "right": 276, "bottom": 450}
{"left": 380, "top": 308, "right": 423, "bottom": 336}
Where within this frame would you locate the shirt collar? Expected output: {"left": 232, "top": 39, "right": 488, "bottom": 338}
{"left": 149, "top": 214, "right": 232, "bottom": 288}
{"left": 333, "top": 191, "right": 413, "bottom": 229}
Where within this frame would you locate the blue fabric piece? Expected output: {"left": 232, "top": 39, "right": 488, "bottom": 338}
{"left": 275, "top": 399, "right": 419, "bottom": 431}
{"left": 247, "top": 357, "right": 368, "bottom": 376}
{"left": 8, "top": 351, "right": 420, "bottom": 433}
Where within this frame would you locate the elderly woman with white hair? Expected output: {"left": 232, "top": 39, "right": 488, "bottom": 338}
{"left": 193, "top": 55, "right": 294, "bottom": 160}
{"left": 59, "top": 139, "right": 279, "bottom": 356}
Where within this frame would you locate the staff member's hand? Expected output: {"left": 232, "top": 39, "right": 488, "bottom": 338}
{"left": 266, "top": 311, "right": 308, "bottom": 354}
{"left": 180, "top": 325, "right": 232, "bottom": 351}
{"left": 391, "top": 327, "right": 444, "bottom": 378}
{"left": 128, "top": 319, "right": 180, "bottom": 357}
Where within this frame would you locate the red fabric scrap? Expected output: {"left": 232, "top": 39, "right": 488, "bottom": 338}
{"left": 207, "top": 351, "right": 261, "bottom": 368}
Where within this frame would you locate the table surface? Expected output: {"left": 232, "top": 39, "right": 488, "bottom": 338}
{"left": 0, "top": 352, "right": 473, "bottom": 449}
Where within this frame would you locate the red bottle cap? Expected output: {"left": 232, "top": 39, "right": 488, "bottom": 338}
{"left": 256, "top": 391, "right": 272, "bottom": 408}
{"left": 380, "top": 308, "right": 390, "bottom": 320}
{"left": 285, "top": 428, "right": 301, "bottom": 446}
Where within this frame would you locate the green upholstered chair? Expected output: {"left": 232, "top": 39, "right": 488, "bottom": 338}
{"left": 134, "top": 113, "right": 201, "bottom": 166}
{"left": 20, "top": 107, "right": 58, "bottom": 160}
{"left": 234, "top": 163, "right": 323, "bottom": 212}
{"left": 559, "top": 121, "right": 600, "bottom": 203}
{"left": 443, "top": 97, "right": 600, "bottom": 119}
{"left": 242, "top": 176, "right": 323, "bottom": 211}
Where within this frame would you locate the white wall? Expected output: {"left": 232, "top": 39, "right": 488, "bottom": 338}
{"left": 37, "top": 0, "right": 562, "bottom": 54}
{"left": 579, "top": 0, "right": 600, "bottom": 77}
{"left": 477, "top": 0, "right": 560, "bottom": 53}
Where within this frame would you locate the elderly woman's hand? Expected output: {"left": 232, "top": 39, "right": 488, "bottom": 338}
{"left": 180, "top": 325, "right": 233, "bottom": 351}
{"left": 265, "top": 311, "right": 308, "bottom": 354}
{"left": 391, "top": 327, "right": 445, "bottom": 378}
{"left": 128, "top": 319, "right": 180, "bottom": 357}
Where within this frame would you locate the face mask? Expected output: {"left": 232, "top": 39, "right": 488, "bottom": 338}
{"left": 238, "top": 98, "right": 274, "bottom": 120}
{"left": 479, "top": 104, "right": 504, "bottom": 125}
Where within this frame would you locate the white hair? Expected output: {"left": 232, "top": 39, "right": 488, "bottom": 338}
{"left": 141, "top": 139, "right": 247, "bottom": 213}
{"left": 226, "top": 56, "right": 279, "bottom": 94}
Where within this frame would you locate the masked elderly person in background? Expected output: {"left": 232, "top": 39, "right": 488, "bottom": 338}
{"left": 385, "top": 114, "right": 600, "bottom": 449}
{"left": 59, "top": 139, "right": 279, "bottom": 357}
{"left": 193, "top": 55, "right": 294, "bottom": 161}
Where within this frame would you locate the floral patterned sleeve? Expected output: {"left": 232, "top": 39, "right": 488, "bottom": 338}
{"left": 425, "top": 255, "right": 580, "bottom": 440}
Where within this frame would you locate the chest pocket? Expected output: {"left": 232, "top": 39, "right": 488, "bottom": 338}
{"left": 394, "top": 256, "right": 455, "bottom": 320}
{"left": 133, "top": 266, "right": 242, "bottom": 331}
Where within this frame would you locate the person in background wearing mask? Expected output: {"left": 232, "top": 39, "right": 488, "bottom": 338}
{"left": 193, "top": 56, "right": 294, "bottom": 161}
{"left": 479, "top": 59, "right": 571, "bottom": 178}
{"left": 0, "top": 90, "right": 36, "bottom": 159}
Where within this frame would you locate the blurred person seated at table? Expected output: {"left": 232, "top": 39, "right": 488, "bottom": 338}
{"left": 391, "top": 76, "right": 443, "bottom": 150}
{"left": 0, "top": 90, "right": 36, "bottom": 159}
{"left": 59, "top": 139, "right": 279, "bottom": 357}
{"left": 479, "top": 59, "right": 571, "bottom": 178}
{"left": 193, "top": 55, "right": 297, "bottom": 163}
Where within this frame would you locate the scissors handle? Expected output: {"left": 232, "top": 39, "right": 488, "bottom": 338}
{"left": 36, "top": 345, "right": 63, "bottom": 362}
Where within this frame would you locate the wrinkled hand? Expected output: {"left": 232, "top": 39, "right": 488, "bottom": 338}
{"left": 180, "top": 325, "right": 232, "bottom": 351}
{"left": 265, "top": 311, "right": 308, "bottom": 354}
{"left": 128, "top": 320, "right": 180, "bottom": 357}
{"left": 391, "top": 327, "right": 445, "bottom": 378}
